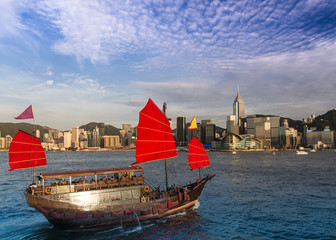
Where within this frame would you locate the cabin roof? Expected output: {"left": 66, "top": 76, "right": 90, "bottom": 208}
{"left": 40, "top": 166, "right": 143, "bottom": 179}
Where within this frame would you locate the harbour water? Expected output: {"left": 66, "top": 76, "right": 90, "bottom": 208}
{"left": 0, "top": 151, "right": 335, "bottom": 239}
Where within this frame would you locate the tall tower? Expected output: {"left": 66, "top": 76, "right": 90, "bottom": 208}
{"left": 176, "top": 116, "right": 186, "bottom": 146}
{"left": 233, "top": 91, "right": 245, "bottom": 133}
{"left": 71, "top": 126, "right": 79, "bottom": 148}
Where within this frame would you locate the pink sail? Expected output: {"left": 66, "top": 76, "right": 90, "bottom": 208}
{"left": 15, "top": 105, "right": 34, "bottom": 120}
{"left": 188, "top": 136, "right": 210, "bottom": 170}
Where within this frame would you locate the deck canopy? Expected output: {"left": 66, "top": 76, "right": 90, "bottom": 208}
{"left": 40, "top": 166, "right": 143, "bottom": 180}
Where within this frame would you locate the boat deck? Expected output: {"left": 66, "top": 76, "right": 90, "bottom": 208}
{"left": 29, "top": 175, "right": 144, "bottom": 196}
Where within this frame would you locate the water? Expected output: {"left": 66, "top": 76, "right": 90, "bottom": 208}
{"left": 0, "top": 151, "right": 335, "bottom": 239}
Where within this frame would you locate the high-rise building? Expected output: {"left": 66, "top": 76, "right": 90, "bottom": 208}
{"left": 71, "top": 127, "right": 79, "bottom": 148}
{"left": 5, "top": 135, "right": 13, "bottom": 149}
{"left": 63, "top": 131, "right": 71, "bottom": 149}
{"left": 176, "top": 116, "right": 186, "bottom": 146}
{"left": 122, "top": 124, "right": 132, "bottom": 133}
{"left": 0, "top": 137, "right": 5, "bottom": 148}
{"left": 226, "top": 115, "right": 239, "bottom": 134}
{"left": 279, "top": 119, "right": 299, "bottom": 148}
{"left": 246, "top": 115, "right": 280, "bottom": 148}
{"left": 93, "top": 126, "right": 100, "bottom": 147}
{"left": 35, "top": 129, "right": 40, "bottom": 138}
{"left": 202, "top": 123, "right": 216, "bottom": 145}
{"left": 233, "top": 91, "right": 245, "bottom": 134}
{"left": 102, "top": 136, "right": 120, "bottom": 148}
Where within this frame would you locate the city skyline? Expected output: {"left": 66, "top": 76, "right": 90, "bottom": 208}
{"left": 0, "top": 1, "right": 336, "bottom": 130}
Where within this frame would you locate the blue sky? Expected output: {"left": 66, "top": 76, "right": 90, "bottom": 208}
{"left": 0, "top": 0, "right": 335, "bottom": 130}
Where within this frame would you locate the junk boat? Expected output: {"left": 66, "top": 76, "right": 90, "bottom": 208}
{"left": 8, "top": 99, "right": 215, "bottom": 229}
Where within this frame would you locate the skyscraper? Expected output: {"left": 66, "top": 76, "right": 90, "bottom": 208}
{"left": 176, "top": 116, "right": 186, "bottom": 146}
{"left": 71, "top": 126, "right": 79, "bottom": 148}
{"left": 233, "top": 91, "right": 245, "bottom": 134}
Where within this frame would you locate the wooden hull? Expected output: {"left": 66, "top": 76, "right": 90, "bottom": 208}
{"left": 27, "top": 175, "right": 215, "bottom": 230}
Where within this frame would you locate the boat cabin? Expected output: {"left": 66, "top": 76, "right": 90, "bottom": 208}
{"left": 28, "top": 166, "right": 144, "bottom": 196}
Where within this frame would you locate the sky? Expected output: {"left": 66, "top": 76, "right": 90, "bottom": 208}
{"left": 0, "top": 0, "right": 335, "bottom": 130}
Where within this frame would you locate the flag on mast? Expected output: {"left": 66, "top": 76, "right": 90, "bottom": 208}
{"left": 14, "top": 105, "right": 34, "bottom": 120}
{"left": 188, "top": 116, "right": 197, "bottom": 129}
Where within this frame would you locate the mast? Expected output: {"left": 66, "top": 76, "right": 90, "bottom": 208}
{"left": 133, "top": 98, "right": 177, "bottom": 189}
{"left": 162, "top": 102, "right": 169, "bottom": 191}
{"left": 32, "top": 115, "right": 36, "bottom": 183}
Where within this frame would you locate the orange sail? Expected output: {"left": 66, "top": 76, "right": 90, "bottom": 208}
{"left": 133, "top": 98, "right": 177, "bottom": 165}
{"left": 188, "top": 116, "right": 197, "bottom": 129}
{"left": 8, "top": 130, "right": 47, "bottom": 171}
{"left": 188, "top": 136, "right": 210, "bottom": 170}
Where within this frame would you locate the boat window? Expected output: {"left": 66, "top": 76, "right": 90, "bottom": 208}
{"left": 121, "top": 190, "right": 132, "bottom": 200}
{"left": 132, "top": 189, "right": 140, "bottom": 198}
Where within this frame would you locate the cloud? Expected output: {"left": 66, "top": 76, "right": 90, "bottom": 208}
{"left": 1, "top": 0, "right": 336, "bottom": 129}
{"left": 28, "top": 0, "right": 335, "bottom": 69}
{"left": 130, "top": 41, "right": 336, "bottom": 125}
{"left": 0, "top": 0, "right": 29, "bottom": 37}
{"left": 34, "top": 80, "right": 54, "bottom": 88}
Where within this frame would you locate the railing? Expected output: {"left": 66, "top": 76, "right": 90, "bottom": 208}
{"left": 33, "top": 176, "right": 145, "bottom": 195}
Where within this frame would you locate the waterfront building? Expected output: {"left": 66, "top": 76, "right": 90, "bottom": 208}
{"left": 239, "top": 136, "right": 261, "bottom": 149}
{"left": 35, "top": 129, "right": 40, "bottom": 138}
{"left": 102, "top": 135, "right": 120, "bottom": 148}
{"left": 201, "top": 120, "right": 215, "bottom": 145}
{"left": 79, "top": 131, "right": 88, "bottom": 149}
{"left": 71, "top": 127, "right": 79, "bottom": 148}
{"left": 0, "top": 137, "right": 5, "bottom": 148}
{"left": 43, "top": 133, "right": 50, "bottom": 143}
{"left": 246, "top": 115, "right": 280, "bottom": 148}
{"left": 168, "top": 118, "right": 173, "bottom": 130}
{"left": 48, "top": 129, "right": 60, "bottom": 139}
{"left": 227, "top": 115, "right": 239, "bottom": 134}
{"left": 213, "top": 133, "right": 261, "bottom": 150}
{"left": 87, "top": 132, "right": 93, "bottom": 147}
{"left": 233, "top": 91, "right": 245, "bottom": 134}
{"left": 176, "top": 116, "right": 186, "bottom": 146}
{"left": 279, "top": 119, "right": 299, "bottom": 148}
{"left": 63, "top": 131, "right": 71, "bottom": 149}
{"left": 5, "top": 135, "right": 13, "bottom": 149}
{"left": 305, "top": 129, "right": 335, "bottom": 149}
{"left": 92, "top": 126, "right": 100, "bottom": 148}
{"left": 120, "top": 129, "right": 126, "bottom": 146}
{"left": 121, "top": 124, "right": 135, "bottom": 147}
{"left": 122, "top": 124, "right": 132, "bottom": 133}
{"left": 222, "top": 132, "right": 242, "bottom": 149}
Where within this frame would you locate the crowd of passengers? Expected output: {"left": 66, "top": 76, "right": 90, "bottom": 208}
{"left": 143, "top": 184, "right": 184, "bottom": 200}
{"left": 30, "top": 173, "right": 143, "bottom": 189}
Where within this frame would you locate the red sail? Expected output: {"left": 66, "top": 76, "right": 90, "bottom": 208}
{"left": 8, "top": 130, "right": 47, "bottom": 171}
{"left": 134, "top": 98, "right": 177, "bottom": 165}
{"left": 188, "top": 136, "right": 210, "bottom": 170}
